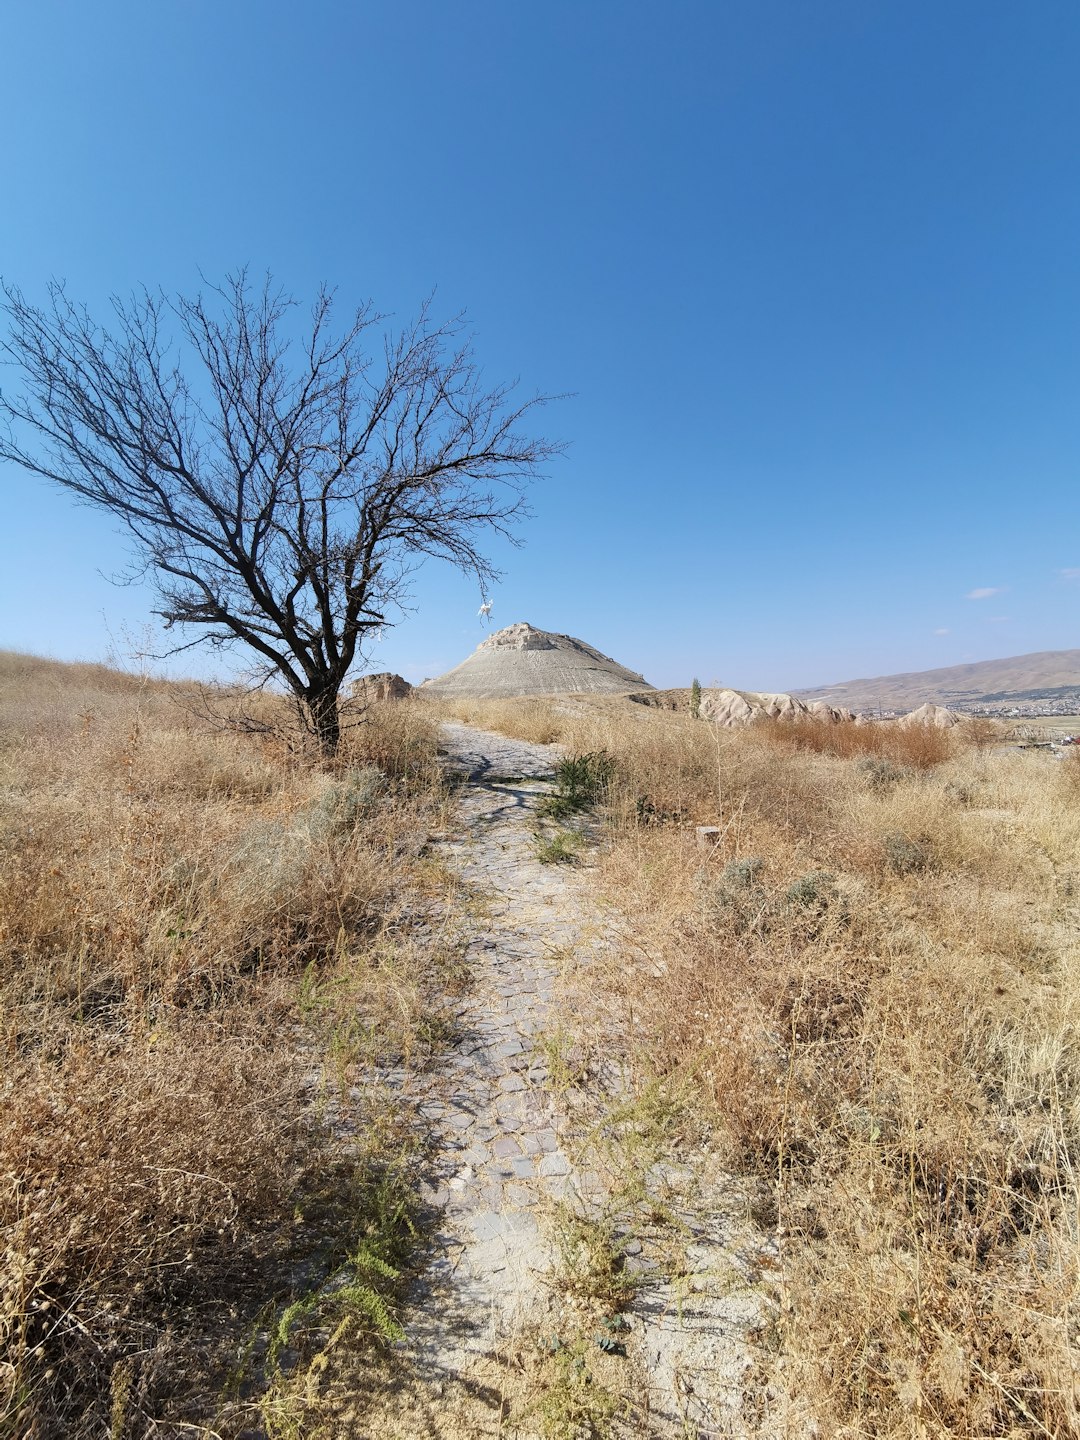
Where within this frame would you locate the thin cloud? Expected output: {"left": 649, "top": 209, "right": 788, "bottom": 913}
{"left": 1060, "top": 568, "right": 1080, "bottom": 582}
{"left": 933, "top": 627, "right": 950, "bottom": 636}
{"left": 966, "top": 587, "right": 1002, "bottom": 601}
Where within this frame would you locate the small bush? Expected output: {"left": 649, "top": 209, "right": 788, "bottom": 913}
{"left": 347, "top": 701, "right": 441, "bottom": 789}
{"left": 312, "top": 766, "right": 387, "bottom": 834}
{"left": 783, "top": 870, "right": 845, "bottom": 941}
{"left": 784, "top": 869, "right": 839, "bottom": 911}
{"left": 883, "top": 830, "right": 930, "bottom": 875}
{"left": 707, "top": 856, "right": 770, "bottom": 935}
{"left": 539, "top": 751, "right": 616, "bottom": 820}
{"left": 719, "top": 856, "right": 765, "bottom": 890}
{"left": 856, "top": 755, "right": 910, "bottom": 792}
{"left": 555, "top": 751, "right": 615, "bottom": 810}
{"left": 536, "top": 829, "right": 584, "bottom": 865}
{"left": 943, "top": 778, "right": 977, "bottom": 805}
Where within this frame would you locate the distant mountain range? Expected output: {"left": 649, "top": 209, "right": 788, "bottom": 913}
{"left": 794, "top": 650, "right": 1080, "bottom": 713}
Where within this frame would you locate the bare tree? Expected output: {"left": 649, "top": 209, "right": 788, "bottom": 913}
{"left": 0, "top": 274, "right": 559, "bottom": 752}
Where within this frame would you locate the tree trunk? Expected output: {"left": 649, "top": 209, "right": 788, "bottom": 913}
{"left": 308, "top": 685, "right": 341, "bottom": 756}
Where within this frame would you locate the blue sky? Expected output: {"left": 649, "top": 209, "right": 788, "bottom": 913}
{"left": 2, "top": 0, "right": 1078, "bottom": 690}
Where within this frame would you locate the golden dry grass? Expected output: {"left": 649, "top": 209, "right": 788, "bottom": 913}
{"left": 9, "top": 664, "right": 1076, "bottom": 1435}
{"left": 431, "top": 693, "right": 1080, "bottom": 1436}
{"left": 0, "top": 653, "right": 451, "bottom": 1436}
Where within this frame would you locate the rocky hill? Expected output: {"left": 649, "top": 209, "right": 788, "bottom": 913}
{"left": 795, "top": 649, "right": 1080, "bottom": 713}
{"left": 419, "top": 622, "right": 652, "bottom": 698}
{"left": 702, "top": 690, "right": 857, "bottom": 727}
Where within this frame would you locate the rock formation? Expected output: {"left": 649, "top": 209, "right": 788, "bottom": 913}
{"left": 419, "top": 622, "right": 651, "bottom": 698}
{"left": 806, "top": 699, "right": 858, "bottom": 724}
{"left": 700, "top": 688, "right": 857, "bottom": 728}
{"left": 351, "top": 672, "right": 413, "bottom": 702}
{"left": 896, "top": 702, "right": 961, "bottom": 729}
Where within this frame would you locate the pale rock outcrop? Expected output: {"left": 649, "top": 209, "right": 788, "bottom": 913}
{"left": 701, "top": 689, "right": 760, "bottom": 727}
{"left": 807, "top": 699, "right": 857, "bottom": 723}
{"left": 897, "top": 702, "right": 961, "bottom": 729}
{"left": 419, "top": 622, "right": 651, "bottom": 699}
{"left": 351, "top": 672, "right": 413, "bottom": 702}
{"left": 701, "top": 688, "right": 859, "bottom": 728}
{"left": 756, "top": 692, "right": 807, "bottom": 721}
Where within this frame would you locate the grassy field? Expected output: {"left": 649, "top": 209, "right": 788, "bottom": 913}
{"left": 437, "top": 694, "right": 1080, "bottom": 1436}
{"left": 0, "top": 653, "right": 458, "bottom": 1437}
{"left": 5, "top": 659, "right": 1078, "bottom": 1436}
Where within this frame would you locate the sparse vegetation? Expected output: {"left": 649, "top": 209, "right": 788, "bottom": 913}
{"left": 0, "top": 651, "right": 451, "bottom": 1436}
{"left": 857, "top": 753, "right": 912, "bottom": 792}
{"left": 10, "top": 657, "right": 1078, "bottom": 1435}
{"left": 532, "top": 1333, "right": 623, "bottom": 1439}
{"left": 539, "top": 749, "right": 615, "bottom": 819}
{"left": 434, "top": 691, "right": 1080, "bottom": 1436}
{"left": 536, "top": 828, "right": 586, "bottom": 865}
{"left": 882, "top": 827, "right": 931, "bottom": 875}
{"left": 555, "top": 1210, "right": 639, "bottom": 1313}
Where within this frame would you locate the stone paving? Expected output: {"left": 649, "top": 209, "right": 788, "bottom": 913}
{"left": 385, "top": 721, "right": 781, "bottom": 1437}
{"left": 402, "top": 721, "right": 599, "bottom": 1373}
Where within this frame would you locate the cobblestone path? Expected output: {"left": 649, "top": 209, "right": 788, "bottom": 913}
{"left": 378, "top": 722, "right": 777, "bottom": 1438}
{"left": 407, "top": 723, "right": 595, "bottom": 1370}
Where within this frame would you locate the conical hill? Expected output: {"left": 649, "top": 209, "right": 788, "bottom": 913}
{"left": 419, "top": 622, "right": 652, "bottom": 698}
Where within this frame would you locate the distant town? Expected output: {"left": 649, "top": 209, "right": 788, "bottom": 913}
{"left": 858, "top": 689, "right": 1080, "bottom": 734}
{"left": 949, "top": 687, "right": 1080, "bottom": 720}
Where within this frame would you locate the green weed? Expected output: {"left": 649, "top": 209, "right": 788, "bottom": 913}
{"left": 536, "top": 829, "right": 585, "bottom": 864}
{"left": 539, "top": 750, "right": 615, "bottom": 819}
{"left": 555, "top": 1212, "right": 639, "bottom": 1312}
{"left": 252, "top": 1160, "right": 418, "bottom": 1434}
{"left": 534, "top": 1336, "right": 621, "bottom": 1439}
{"left": 540, "top": 1026, "right": 587, "bottom": 1093}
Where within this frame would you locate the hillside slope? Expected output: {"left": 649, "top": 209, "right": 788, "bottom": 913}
{"left": 795, "top": 649, "right": 1080, "bottom": 711}
{"left": 419, "top": 621, "right": 652, "bottom": 698}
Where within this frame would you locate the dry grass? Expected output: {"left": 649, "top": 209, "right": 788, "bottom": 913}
{"left": 430, "top": 693, "right": 1080, "bottom": 1436}
{"left": 435, "top": 693, "right": 567, "bottom": 745}
{"left": 0, "top": 653, "right": 450, "bottom": 1436}
{"left": 762, "top": 712, "right": 959, "bottom": 767}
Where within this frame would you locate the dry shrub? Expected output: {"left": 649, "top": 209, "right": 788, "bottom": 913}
{"left": 431, "top": 694, "right": 566, "bottom": 745}
{"left": 0, "top": 694, "right": 440, "bottom": 1029}
{"left": 115, "top": 724, "right": 285, "bottom": 802}
{"left": 837, "top": 775, "right": 1020, "bottom": 884}
{"left": 1, "top": 1030, "right": 302, "bottom": 1432}
{"left": 0, "top": 649, "right": 158, "bottom": 691}
{"left": 341, "top": 697, "right": 442, "bottom": 790}
{"left": 0, "top": 655, "right": 444, "bottom": 1434}
{"left": 455, "top": 695, "right": 1080, "bottom": 1433}
{"left": 1060, "top": 744, "right": 1080, "bottom": 801}
{"left": 761, "top": 714, "right": 957, "bottom": 769}
{"left": 595, "top": 722, "right": 718, "bottom": 826}
{"left": 602, "top": 825, "right": 1079, "bottom": 1431}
